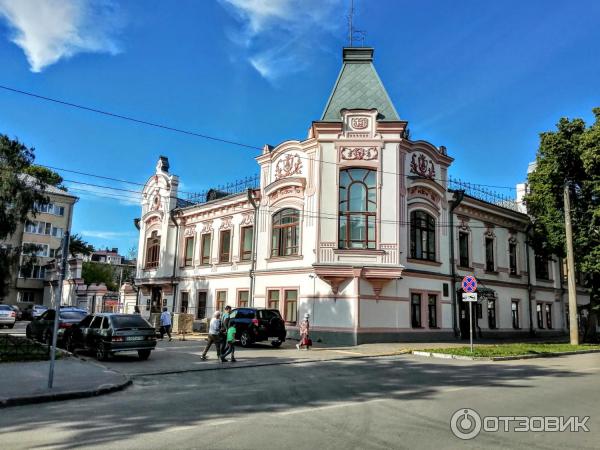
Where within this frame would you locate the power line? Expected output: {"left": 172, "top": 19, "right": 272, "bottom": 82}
{"left": 1, "top": 83, "right": 517, "bottom": 191}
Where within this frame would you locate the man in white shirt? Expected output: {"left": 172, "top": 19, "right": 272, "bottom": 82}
{"left": 201, "top": 311, "right": 221, "bottom": 360}
{"left": 160, "top": 307, "right": 172, "bottom": 341}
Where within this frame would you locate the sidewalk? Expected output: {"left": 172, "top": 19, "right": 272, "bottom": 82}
{"left": 0, "top": 357, "right": 131, "bottom": 408}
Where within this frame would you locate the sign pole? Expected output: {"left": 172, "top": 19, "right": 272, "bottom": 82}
{"left": 469, "top": 301, "right": 473, "bottom": 353}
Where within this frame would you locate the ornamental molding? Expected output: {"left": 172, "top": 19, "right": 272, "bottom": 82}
{"left": 220, "top": 216, "right": 233, "bottom": 230}
{"left": 183, "top": 227, "right": 195, "bottom": 237}
{"left": 407, "top": 186, "right": 441, "bottom": 204}
{"left": 200, "top": 221, "right": 213, "bottom": 234}
{"left": 275, "top": 153, "right": 303, "bottom": 180}
{"left": 484, "top": 225, "right": 496, "bottom": 239}
{"left": 268, "top": 185, "right": 304, "bottom": 205}
{"left": 508, "top": 236, "right": 518, "bottom": 245}
{"left": 350, "top": 117, "right": 369, "bottom": 129}
{"left": 241, "top": 212, "right": 254, "bottom": 226}
{"left": 144, "top": 214, "right": 162, "bottom": 226}
{"left": 410, "top": 153, "right": 436, "bottom": 179}
{"left": 341, "top": 147, "right": 378, "bottom": 161}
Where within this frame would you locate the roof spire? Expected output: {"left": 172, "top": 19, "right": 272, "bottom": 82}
{"left": 347, "top": 0, "right": 366, "bottom": 47}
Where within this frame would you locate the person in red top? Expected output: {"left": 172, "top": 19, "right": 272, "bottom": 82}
{"left": 296, "top": 313, "right": 311, "bottom": 350}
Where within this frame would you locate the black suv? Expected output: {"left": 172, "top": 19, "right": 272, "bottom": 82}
{"left": 229, "top": 308, "right": 286, "bottom": 347}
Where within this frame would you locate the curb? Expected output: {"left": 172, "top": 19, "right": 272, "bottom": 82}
{"left": 412, "top": 348, "right": 600, "bottom": 361}
{"left": 0, "top": 375, "right": 132, "bottom": 409}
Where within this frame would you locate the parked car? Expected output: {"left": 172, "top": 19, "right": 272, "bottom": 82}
{"left": 0, "top": 305, "right": 17, "bottom": 328}
{"left": 64, "top": 313, "right": 157, "bottom": 361}
{"left": 7, "top": 305, "right": 22, "bottom": 321}
{"left": 25, "top": 308, "right": 88, "bottom": 345}
{"left": 229, "top": 308, "right": 287, "bottom": 347}
{"left": 22, "top": 304, "right": 48, "bottom": 321}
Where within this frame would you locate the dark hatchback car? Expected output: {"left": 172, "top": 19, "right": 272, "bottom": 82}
{"left": 26, "top": 308, "right": 88, "bottom": 345}
{"left": 229, "top": 308, "right": 286, "bottom": 347}
{"left": 64, "top": 313, "right": 157, "bottom": 360}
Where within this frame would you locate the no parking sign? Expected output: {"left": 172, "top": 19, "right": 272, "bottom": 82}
{"left": 462, "top": 275, "right": 478, "bottom": 293}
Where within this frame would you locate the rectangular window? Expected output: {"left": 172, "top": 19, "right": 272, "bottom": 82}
{"left": 240, "top": 226, "right": 254, "bottom": 261}
{"left": 219, "top": 230, "right": 231, "bottom": 263}
{"left": 511, "top": 300, "right": 520, "bottom": 329}
{"left": 485, "top": 237, "right": 495, "bottom": 272}
{"left": 183, "top": 236, "right": 194, "bottom": 267}
{"left": 284, "top": 289, "right": 298, "bottom": 324}
{"left": 200, "top": 233, "right": 211, "bottom": 265}
{"left": 411, "top": 293, "right": 422, "bottom": 328}
{"left": 180, "top": 292, "right": 189, "bottom": 313}
{"left": 487, "top": 300, "right": 496, "bottom": 329}
{"left": 268, "top": 290, "right": 280, "bottom": 310}
{"left": 19, "top": 291, "right": 35, "bottom": 303}
{"left": 197, "top": 291, "right": 207, "bottom": 319}
{"left": 536, "top": 303, "right": 544, "bottom": 329}
{"left": 535, "top": 254, "right": 550, "bottom": 280}
{"left": 52, "top": 226, "right": 63, "bottom": 238}
{"left": 216, "top": 290, "right": 227, "bottom": 312}
{"left": 237, "top": 290, "right": 249, "bottom": 308}
{"left": 443, "top": 283, "right": 449, "bottom": 297}
{"left": 428, "top": 294, "right": 437, "bottom": 328}
{"left": 19, "top": 265, "right": 45, "bottom": 279}
{"left": 459, "top": 232, "right": 469, "bottom": 267}
{"left": 476, "top": 303, "right": 483, "bottom": 319}
{"left": 22, "top": 243, "right": 49, "bottom": 257}
{"left": 545, "top": 304, "right": 552, "bottom": 329}
{"left": 509, "top": 242, "right": 518, "bottom": 275}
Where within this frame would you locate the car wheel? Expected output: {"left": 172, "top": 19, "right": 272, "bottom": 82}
{"left": 271, "top": 340, "right": 282, "bottom": 348}
{"left": 138, "top": 349, "right": 151, "bottom": 360}
{"left": 96, "top": 343, "right": 109, "bottom": 361}
{"left": 240, "top": 331, "right": 252, "bottom": 347}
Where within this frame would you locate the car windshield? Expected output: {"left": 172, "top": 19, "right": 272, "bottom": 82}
{"left": 111, "top": 315, "right": 151, "bottom": 329}
{"left": 60, "top": 311, "right": 87, "bottom": 320}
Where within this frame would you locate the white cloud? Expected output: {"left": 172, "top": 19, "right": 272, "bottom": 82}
{"left": 80, "top": 230, "right": 136, "bottom": 240}
{"left": 220, "top": 0, "right": 342, "bottom": 81}
{"left": 0, "top": 0, "right": 122, "bottom": 72}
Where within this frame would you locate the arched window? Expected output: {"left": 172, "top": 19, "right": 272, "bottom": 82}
{"left": 145, "top": 230, "right": 161, "bottom": 268}
{"left": 271, "top": 208, "right": 300, "bottom": 257}
{"left": 339, "top": 168, "right": 376, "bottom": 249}
{"left": 410, "top": 211, "right": 436, "bottom": 261}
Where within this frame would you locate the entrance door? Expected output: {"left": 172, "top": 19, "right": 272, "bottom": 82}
{"left": 458, "top": 291, "right": 477, "bottom": 340}
{"left": 151, "top": 287, "right": 162, "bottom": 313}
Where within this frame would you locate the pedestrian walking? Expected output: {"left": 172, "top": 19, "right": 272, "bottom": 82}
{"left": 220, "top": 305, "right": 232, "bottom": 355}
{"left": 296, "top": 313, "right": 312, "bottom": 350}
{"left": 221, "top": 321, "right": 237, "bottom": 363}
{"left": 201, "top": 311, "right": 222, "bottom": 360}
{"left": 160, "top": 307, "right": 172, "bottom": 341}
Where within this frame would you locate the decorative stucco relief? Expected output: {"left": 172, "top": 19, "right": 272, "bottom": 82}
{"left": 200, "top": 221, "right": 213, "bottom": 233}
{"left": 410, "top": 153, "right": 436, "bottom": 179}
{"left": 275, "top": 154, "right": 303, "bottom": 180}
{"left": 407, "top": 186, "right": 441, "bottom": 204}
{"left": 341, "top": 147, "right": 378, "bottom": 161}
{"left": 220, "top": 216, "right": 233, "bottom": 230}
{"left": 268, "top": 185, "right": 304, "bottom": 205}
{"left": 241, "top": 212, "right": 254, "bottom": 226}
{"left": 350, "top": 117, "right": 369, "bottom": 129}
{"left": 183, "top": 227, "right": 195, "bottom": 237}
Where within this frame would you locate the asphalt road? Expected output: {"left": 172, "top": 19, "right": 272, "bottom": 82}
{"left": 1, "top": 352, "right": 598, "bottom": 449}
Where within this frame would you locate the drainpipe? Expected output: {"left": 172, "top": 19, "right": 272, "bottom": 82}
{"left": 449, "top": 189, "right": 465, "bottom": 338}
{"left": 247, "top": 189, "right": 259, "bottom": 307}
{"left": 525, "top": 222, "right": 535, "bottom": 336}
{"left": 170, "top": 210, "right": 179, "bottom": 312}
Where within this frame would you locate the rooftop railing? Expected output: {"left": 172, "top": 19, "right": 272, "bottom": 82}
{"left": 185, "top": 174, "right": 260, "bottom": 205}
{"left": 448, "top": 176, "right": 520, "bottom": 212}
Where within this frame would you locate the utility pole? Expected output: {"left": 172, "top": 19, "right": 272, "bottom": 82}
{"left": 48, "top": 231, "right": 70, "bottom": 389}
{"left": 564, "top": 184, "right": 579, "bottom": 345}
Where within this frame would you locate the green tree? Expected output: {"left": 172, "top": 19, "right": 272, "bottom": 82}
{"left": 524, "top": 108, "right": 600, "bottom": 330}
{"left": 23, "top": 165, "right": 65, "bottom": 190}
{"left": 0, "top": 135, "right": 50, "bottom": 298}
{"left": 82, "top": 262, "right": 118, "bottom": 291}
{"left": 69, "top": 233, "right": 94, "bottom": 257}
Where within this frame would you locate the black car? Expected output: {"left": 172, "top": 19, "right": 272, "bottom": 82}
{"left": 25, "top": 308, "right": 88, "bottom": 345}
{"left": 64, "top": 313, "right": 157, "bottom": 361}
{"left": 229, "top": 308, "right": 286, "bottom": 347}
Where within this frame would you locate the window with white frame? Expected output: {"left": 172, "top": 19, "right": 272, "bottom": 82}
{"left": 338, "top": 168, "right": 377, "bottom": 249}
{"left": 24, "top": 220, "right": 63, "bottom": 237}
{"left": 19, "top": 265, "right": 46, "bottom": 279}
{"left": 22, "top": 243, "right": 49, "bottom": 257}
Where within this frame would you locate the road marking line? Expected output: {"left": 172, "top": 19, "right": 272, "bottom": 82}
{"left": 276, "top": 398, "right": 387, "bottom": 416}
{"left": 332, "top": 350, "right": 364, "bottom": 355}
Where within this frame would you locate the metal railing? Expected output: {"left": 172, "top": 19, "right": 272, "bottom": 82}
{"left": 186, "top": 174, "right": 260, "bottom": 205}
{"left": 448, "top": 176, "right": 519, "bottom": 212}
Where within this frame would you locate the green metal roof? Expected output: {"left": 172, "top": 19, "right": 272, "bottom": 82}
{"left": 321, "top": 48, "right": 399, "bottom": 121}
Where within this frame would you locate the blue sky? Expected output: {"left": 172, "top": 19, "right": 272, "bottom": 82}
{"left": 0, "top": 0, "right": 599, "bottom": 254}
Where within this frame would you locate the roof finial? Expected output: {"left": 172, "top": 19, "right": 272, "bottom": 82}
{"left": 347, "top": 0, "right": 366, "bottom": 47}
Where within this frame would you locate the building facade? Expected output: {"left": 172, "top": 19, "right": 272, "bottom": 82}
{"left": 1, "top": 175, "right": 77, "bottom": 307}
{"left": 134, "top": 48, "right": 589, "bottom": 345}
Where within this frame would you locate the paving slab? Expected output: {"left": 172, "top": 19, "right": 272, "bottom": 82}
{"left": 0, "top": 357, "right": 131, "bottom": 407}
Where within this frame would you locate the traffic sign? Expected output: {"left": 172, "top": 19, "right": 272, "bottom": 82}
{"left": 462, "top": 293, "right": 478, "bottom": 302}
{"left": 462, "top": 275, "right": 478, "bottom": 293}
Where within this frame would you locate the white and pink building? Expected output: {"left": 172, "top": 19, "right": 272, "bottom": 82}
{"left": 134, "top": 48, "right": 588, "bottom": 345}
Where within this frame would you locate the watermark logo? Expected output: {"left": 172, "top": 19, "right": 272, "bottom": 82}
{"left": 450, "top": 408, "right": 590, "bottom": 440}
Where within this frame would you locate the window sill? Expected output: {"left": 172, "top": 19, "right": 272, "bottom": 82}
{"left": 536, "top": 278, "right": 554, "bottom": 283}
{"left": 509, "top": 273, "right": 521, "bottom": 279}
{"left": 407, "top": 258, "right": 442, "bottom": 267}
{"left": 484, "top": 270, "right": 499, "bottom": 275}
{"left": 216, "top": 262, "right": 232, "bottom": 266}
{"left": 266, "top": 255, "right": 303, "bottom": 262}
{"left": 457, "top": 265, "right": 474, "bottom": 271}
